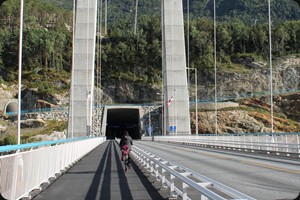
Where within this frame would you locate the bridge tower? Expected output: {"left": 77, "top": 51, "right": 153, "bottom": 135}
{"left": 68, "top": 0, "right": 98, "bottom": 138}
{"left": 162, "top": 0, "right": 191, "bottom": 135}
{"left": 68, "top": 0, "right": 191, "bottom": 137}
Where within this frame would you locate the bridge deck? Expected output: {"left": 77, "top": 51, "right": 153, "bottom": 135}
{"left": 33, "top": 140, "right": 168, "bottom": 200}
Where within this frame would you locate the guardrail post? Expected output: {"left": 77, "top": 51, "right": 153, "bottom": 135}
{"left": 297, "top": 135, "right": 300, "bottom": 156}
{"left": 182, "top": 182, "right": 188, "bottom": 200}
{"left": 169, "top": 174, "right": 177, "bottom": 199}
{"left": 146, "top": 157, "right": 150, "bottom": 171}
{"left": 155, "top": 163, "right": 160, "bottom": 181}
{"left": 150, "top": 160, "right": 154, "bottom": 174}
{"left": 200, "top": 193, "right": 209, "bottom": 200}
{"left": 161, "top": 168, "right": 168, "bottom": 190}
{"left": 270, "top": 135, "right": 275, "bottom": 152}
{"left": 250, "top": 135, "right": 253, "bottom": 150}
{"left": 142, "top": 155, "right": 147, "bottom": 167}
{"left": 285, "top": 135, "right": 289, "bottom": 153}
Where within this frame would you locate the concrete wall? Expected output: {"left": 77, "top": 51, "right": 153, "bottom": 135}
{"left": 68, "top": 0, "right": 98, "bottom": 138}
{"left": 162, "top": 0, "right": 191, "bottom": 135}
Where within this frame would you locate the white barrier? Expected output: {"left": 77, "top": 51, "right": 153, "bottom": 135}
{"left": 132, "top": 145, "right": 256, "bottom": 200}
{"left": 0, "top": 137, "right": 106, "bottom": 199}
{"left": 144, "top": 134, "right": 300, "bottom": 156}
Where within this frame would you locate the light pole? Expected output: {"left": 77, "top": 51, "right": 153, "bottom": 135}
{"left": 186, "top": 68, "right": 198, "bottom": 134}
{"left": 148, "top": 106, "right": 152, "bottom": 136}
{"left": 134, "top": 0, "right": 138, "bottom": 35}
{"left": 17, "top": 0, "right": 24, "bottom": 145}
{"left": 163, "top": 93, "right": 166, "bottom": 135}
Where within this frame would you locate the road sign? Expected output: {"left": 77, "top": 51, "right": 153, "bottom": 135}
{"left": 169, "top": 126, "right": 176, "bottom": 133}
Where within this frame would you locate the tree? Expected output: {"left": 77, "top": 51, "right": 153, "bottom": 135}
{"left": 293, "top": 0, "right": 300, "bottom": 7}
{"left": 0, "top": 0, "right": 7, "bottom": 7}
{"left": 4, "top": 134, "right": 17, "bottom": 145}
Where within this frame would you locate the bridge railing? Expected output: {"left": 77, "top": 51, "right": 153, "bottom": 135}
{"left": 0, "top": 137, "right": 106, "bottom": 200}
{"left": 132, "top": 145, "right": 256, "bottom": 200}
{"left": 143, "top": 133, "right": 300, "bottom": 157}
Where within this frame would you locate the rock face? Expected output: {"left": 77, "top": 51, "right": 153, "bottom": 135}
{"left": 20, "top": 119, "right": 47, "bottom": 128}
{"left": 102, "top": 82, "right": 161, "bottom": 103}
{"left": 0, "top": 57, "right": 299, "bottom": 138}
{"left": 30, "top": 131, "right": 66, "bottom": 141}
{"left": 197, "top": 58, "right": 300, "bottom": 102}
{"left": 0, "top": 125, "right": 6, "bottom": 133}
{"left": 273, "top": 93, "right": 300, "bottom": 122}
{"left": 188, "top": 93, "right": 300, "bottom": 134}
{"left": 100, "top": 57, "right": 300, "bottom": 104}
{"left": 194, "top": 110, "right": 270, "bottom": 134}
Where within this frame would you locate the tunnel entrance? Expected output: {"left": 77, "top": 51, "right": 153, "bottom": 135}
{"left": 5, "top": 101, "right": 18, "bottom": 114}
{"left": 105, "top": 108, "right": 140, "bottom": 139}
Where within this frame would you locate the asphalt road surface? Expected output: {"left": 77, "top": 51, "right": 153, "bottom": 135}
{"left": 134, "top": 140, "right": 300, "bottom": 200}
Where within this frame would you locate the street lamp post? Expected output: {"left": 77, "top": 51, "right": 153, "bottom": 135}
{"left": 163, "top": 93, "right": 166, "bottom": 135}
{"left": 148, "top": 107, "right": 151, "bottom": 136}
{"left": 17, "top": 0, "right": 24, "bottom": 145}
{"left": 134, "top": 0, "right": 138, "bottom": 34}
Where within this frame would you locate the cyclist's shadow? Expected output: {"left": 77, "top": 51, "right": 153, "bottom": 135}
{"left": 111, "top": 141, "right": 134, "bottom": 199}
{"left": 112, "top": 141, "right": 168, "bottom": 200}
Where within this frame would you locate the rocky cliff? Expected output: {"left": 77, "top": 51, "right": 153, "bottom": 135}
{"left": 0, "top": 57, "right": 300, "bottom": 142}
{"left": 100, "top": 57, "right": 300, "bottom": 104}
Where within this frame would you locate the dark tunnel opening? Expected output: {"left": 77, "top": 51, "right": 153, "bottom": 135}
{"left": 5, "top": 102, "right": 18, "bottom": 114}
{"left": 106, "top": 108, "right": 140, "bottom": 139}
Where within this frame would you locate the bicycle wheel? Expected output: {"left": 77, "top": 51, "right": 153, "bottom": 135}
{"left": 124, "top": 155, "right": 129, "bottom": 172}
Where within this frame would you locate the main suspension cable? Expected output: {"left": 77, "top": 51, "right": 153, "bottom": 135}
{"left": 268, "top": 0, "right": 274, "bottom": 133}
{"left": 213, "top": 0, "right": 218, "bottom": 134}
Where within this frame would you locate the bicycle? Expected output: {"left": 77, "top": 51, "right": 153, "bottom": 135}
{"left": 121, "top": 145, "right": 132, "bottom": 172}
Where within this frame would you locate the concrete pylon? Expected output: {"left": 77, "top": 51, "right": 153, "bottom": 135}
{"left": 162, "top": 0, "right": 191, "bottom": 135}
{"left": 68, "top": 0, "right": 98, "bottom": 138}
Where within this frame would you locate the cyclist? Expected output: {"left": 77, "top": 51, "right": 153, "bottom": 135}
{"left": 119, "top": 131, "right": 133, "bottom": 169}
{"left": 120, "top": 131, "right": 133, "bottom": 150}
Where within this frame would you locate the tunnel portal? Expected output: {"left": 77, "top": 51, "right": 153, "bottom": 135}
{"left": 105, "top": 108, "right": 141, "bottom": 139}
{"left": 4, "top": 101, "right": 18, "bottom": 114}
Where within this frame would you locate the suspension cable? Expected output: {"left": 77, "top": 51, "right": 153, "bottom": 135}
{"left": 70, "top": 0, "right": 76, "bottom": 138}
{"left": 99, "top": 0, "right": 103, "bottom": 135}
{"left": 161, "top": 0, "right": 166, "bottom": 136}
{"left": 86, "top": 0, "right": 91, "bottom": 136}
{"left": 187, "top": 0, "right": 190, "bottom": 70}
{"left": 213, "top": 0, "right": 218, "bottom": 134}
{"left": 95, "top": 0, "right": 101, "bottom": 135}
{"left": 268, "top": 0, "right": 274, "bottom": 133}
{"left": 170, "top": 0, "right": 176, "bottom": 134}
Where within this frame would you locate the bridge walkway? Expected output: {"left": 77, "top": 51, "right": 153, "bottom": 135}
{"left": 33, "top": 140, "right": 168, "bottom": 200}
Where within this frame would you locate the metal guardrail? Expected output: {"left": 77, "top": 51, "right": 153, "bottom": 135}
{"left": 0, "top": 137, "right": 106, "bottom": 199}
{"left": 145, "top": 134, "right": 300, "bottom": 158}
{"left": 5, "top": 107, "right": 68, "bottom": 116}
{"left": 0, "top": 137, "right": 94, "bottom": 153}
{"left": 132, "top": 145, "right": 256, "bottom": 200}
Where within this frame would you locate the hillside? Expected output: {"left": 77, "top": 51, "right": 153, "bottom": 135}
{"left": 187, "top": 0, "right": 300, "bottom": 22}
{"left": 42, "top": 0, "right": 300, "bottom": 30}
{"left": 0, "top": 0, "right": 300, "bottom": 144}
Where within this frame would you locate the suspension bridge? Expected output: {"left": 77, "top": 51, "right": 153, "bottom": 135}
{"left": 0, "top": 0, "right": 300, "bottom": 199}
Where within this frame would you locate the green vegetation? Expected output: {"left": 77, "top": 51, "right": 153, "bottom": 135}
{"left": 0, "top": 119, "right": 67, "bottom": 145}
{"left": 0, "top": 0, "right": 72, "bottom": 93}
{"left": 0, "top": 0, "right": 300, "bottom": 93}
